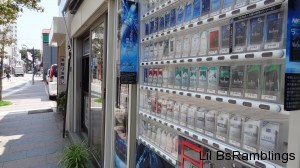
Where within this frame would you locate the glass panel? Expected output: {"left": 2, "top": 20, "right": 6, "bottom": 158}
{"left": 114, "top": 10, "right": 129, "bottom": 168}
{"left": 90, "top": 22, "right": 105, "bottom": 161}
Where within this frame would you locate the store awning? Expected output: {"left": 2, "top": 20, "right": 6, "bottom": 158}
{"left": 49, "top": 17, "right": 67, "bottom": 47}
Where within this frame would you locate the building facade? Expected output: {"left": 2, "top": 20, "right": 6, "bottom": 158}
{"left": 42, "top": 29, "right": 58, "bottom": 81}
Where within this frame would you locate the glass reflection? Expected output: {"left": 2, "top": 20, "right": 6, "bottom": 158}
{"left": 90, "top": 22, "right": 105, "bottom": 161}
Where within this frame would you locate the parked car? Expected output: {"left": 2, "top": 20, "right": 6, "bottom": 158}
{"left": 48, "top": 64, "right": 57, "bottom": 100}
{"left": 46, "top": 69, "right": 50, "bottom": 84}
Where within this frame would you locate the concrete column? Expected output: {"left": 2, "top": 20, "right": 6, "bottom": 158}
{"left": 127, "top": 84, "right": 138, "bottom": 168}
{"left": 103, "top": 0, "right": 117, "bottom": 167}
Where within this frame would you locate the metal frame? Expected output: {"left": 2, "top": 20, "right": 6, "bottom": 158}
{"left": 103, "top": 0, "right": 117, "bottom": 167}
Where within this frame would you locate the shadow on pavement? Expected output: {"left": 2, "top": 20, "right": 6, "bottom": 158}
{"left": 0, "top": 111, "right": 67, "bottom": 168}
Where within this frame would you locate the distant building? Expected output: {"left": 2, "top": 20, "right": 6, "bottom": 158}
{"left": 42, "top": 29, "right": 58, "bottom": 81}
{"left": 0, "top": 23, "right": 18, "bottom": 68}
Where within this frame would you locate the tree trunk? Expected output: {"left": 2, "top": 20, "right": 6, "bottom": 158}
{"left": 0, "top": 55, "right": 3, "bottom": 101}
{"left": 0, "top": 45, "right": 4, "bottom": 101}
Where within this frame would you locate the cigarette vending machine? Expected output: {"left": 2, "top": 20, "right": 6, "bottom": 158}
{"left": 135, "top": 0, "right": 300, "bottom": 167}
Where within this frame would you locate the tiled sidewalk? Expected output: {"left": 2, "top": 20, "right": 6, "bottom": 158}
{"left": 0, "top": 111, "right": 67, "bottom": 168}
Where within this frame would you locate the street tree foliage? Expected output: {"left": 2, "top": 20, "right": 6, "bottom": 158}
{"left": 19, "top": 48, "right": 41, "bottom": 72}
{"left": 0, "top": 0, "right": 44, "bottom": 101}
{"left": 0, "top": 0, "right": 44, "bottom": 25}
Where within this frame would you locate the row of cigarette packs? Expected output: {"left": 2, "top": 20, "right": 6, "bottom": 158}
{"left": 144, "top": 10, "right": 285, "bottom": 60}
{"left": 139, "top": 116, "right": 179, "bottom": 158}
{"left": 143, "top": 63, "right": 283, "bottom": 102}
{"left": 139, "top": 91, "right": 288, "bottom": 160}
{"left": 143, "top": 0, "right": 266, "bottom": 23}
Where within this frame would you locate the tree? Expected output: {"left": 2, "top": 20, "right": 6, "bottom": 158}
{"left": 19, "top": 48, "right": 41, "bottom": 72}
{"left": 20, "top": 48, "right": 41, "bottom": 60}
{"left": 0, "top": 24, "right": 16, "bottom": 101}
{"left": 0, "top": 0, "right": 44, "bottom": 101}
{"left": 0, "top": 0, "right": 44, "bottom": 25}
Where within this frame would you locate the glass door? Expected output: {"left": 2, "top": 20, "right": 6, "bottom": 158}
{"left": 90, "top": 21, "right": 106, "bottom": 164}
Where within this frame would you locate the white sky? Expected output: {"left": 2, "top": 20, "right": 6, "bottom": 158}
{"left": 17, "top": 0, "right": 59, "bottom": 50}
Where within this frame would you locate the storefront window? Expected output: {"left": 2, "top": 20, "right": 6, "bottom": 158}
{"left": 90, "top": 22, "right": 105, "bottom": 162}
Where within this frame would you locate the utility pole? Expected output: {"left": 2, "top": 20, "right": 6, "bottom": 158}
{"left": 32, "top": 47, "right": 35, "bottom": 85}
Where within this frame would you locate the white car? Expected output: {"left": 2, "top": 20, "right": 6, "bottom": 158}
{"left": 48, "top": 64, "right": 57, "bottom": 100}
{"left": 46, "top": 69, "right": 50, "bottom": 84}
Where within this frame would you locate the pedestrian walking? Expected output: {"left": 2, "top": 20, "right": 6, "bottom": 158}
{"left": 6, "top": 71, "right": 11, "bottom": 82}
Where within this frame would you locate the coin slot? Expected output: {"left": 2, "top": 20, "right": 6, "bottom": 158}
{"left": 197, "top": 58, "right": 202, "bottom": 62}
{"left": 245, "top": 54, "right": 254, "bottom": 58}
{"left": 225, "top": 148, "right": 232, "bottom": 154}
{"left": 232, "top": 9, "right": 240, "bottom": 15}
{"left": 247, "top": 4, "right": 256, "bottom": 10}
{"left": 213, "top": 143, "right": 219, "bottom": 148}
{"left": 206, "top": 57, "right": 213, "bottom": 61}
{"left": 218, "top": 56, "right": 225, "bottom": 60}
{"left": 264, "top": 0, "right": 275, "bottom": 5}
{"left": 207, "top": 18, "right": 214, "bottom": 22}
{"left": 197, "top": 21, "right": 203, "bottom": 25}
{"left": 205, "top": 96, "right": 211, "bottom": 100}
{"left": 259, "top": 104, "right": 270, "bottom": 110}
{"left": 243, "top": 102, "right": 252, "bottom": 107}
{"left": 262, "top": 52, "right": 273, "bottom": 57}
{"left": 255, "top": 161, "right": 266, "bottom": 168}
{"left": 230, "top": 55, "right": 238, "bottom": 59}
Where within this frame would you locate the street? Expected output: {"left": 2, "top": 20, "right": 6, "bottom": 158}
{"left": 1, "top": 74, "right": 56, "bottom": 113}
{"left": 0, "top": 74, "right": 66, "bottom": 168}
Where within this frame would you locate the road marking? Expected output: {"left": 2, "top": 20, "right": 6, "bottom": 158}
{"left": 3, "top": 82, "right": 31, "bottom": 98}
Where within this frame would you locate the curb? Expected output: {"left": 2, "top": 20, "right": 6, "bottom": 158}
{"left": 28, "top": 108, "right": 53, "bottom": 114}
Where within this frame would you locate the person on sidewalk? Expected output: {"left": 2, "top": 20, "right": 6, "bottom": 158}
{"left": 6, "top": 71, "right": 11, "bottom": 82}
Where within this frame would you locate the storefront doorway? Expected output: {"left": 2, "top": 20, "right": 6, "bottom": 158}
{"left": 89, "top": 21, "right": 106, "bottom": 165}
{"left": 81, "top": 49, "right": 90, "bottom": 132}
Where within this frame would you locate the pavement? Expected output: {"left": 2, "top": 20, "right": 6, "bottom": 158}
{"left": 0, "top": 74, "right": 67, "bottom": 168}
{"left": 1, "top": 74, "right": 56, "bottom": 113}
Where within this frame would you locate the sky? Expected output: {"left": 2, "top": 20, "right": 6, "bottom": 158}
{"left": 17, "top": 0, "right": 59, "bottom": 50}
